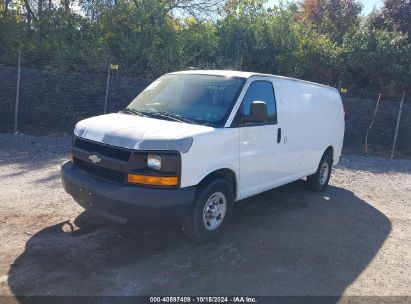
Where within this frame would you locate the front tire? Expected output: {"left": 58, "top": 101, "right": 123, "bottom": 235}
{"left": 307, "top": 154, "right": 333, "bottom": 192}
{"left": 180, "top": 178, "right": 234, "bottom": 243}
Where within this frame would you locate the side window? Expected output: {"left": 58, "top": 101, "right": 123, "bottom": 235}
{"left": 242, "top": 80, "right": 277, "bottom": 124}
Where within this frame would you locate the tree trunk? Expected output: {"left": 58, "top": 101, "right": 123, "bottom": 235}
{"left": 38, "top": 0, "right": 44, "bottom": 17}
{"left": 62, "top": 0, "right": 70, "bottom": 11}
{"left": 23, "top": 0, "right": 35, "bottom": 26}
{"left": 4, "top": 0, "right": 11, "bottom": 15}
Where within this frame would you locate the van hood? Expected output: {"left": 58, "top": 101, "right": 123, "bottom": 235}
{"left": 74, "top": 113, "right": 214, "bottom": 152}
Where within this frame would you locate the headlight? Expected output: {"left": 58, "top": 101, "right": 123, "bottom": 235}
{"left": 147, "top": 154, "right": 161, "bottom": 170}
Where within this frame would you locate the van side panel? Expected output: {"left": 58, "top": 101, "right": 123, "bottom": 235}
{"left": 274, "top": 79, "right": 344, "bottom": 176}
{"left": 315, "top": 87, "right": 345, "bottom": 165}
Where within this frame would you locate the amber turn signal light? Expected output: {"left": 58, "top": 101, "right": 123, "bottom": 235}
{"left": 127, "top": 174, "right": 178, "bottom": 186}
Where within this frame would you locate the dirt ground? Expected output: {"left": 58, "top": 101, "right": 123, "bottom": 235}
{"left": 0, "top": 134, "right": 410, "bottom": 300}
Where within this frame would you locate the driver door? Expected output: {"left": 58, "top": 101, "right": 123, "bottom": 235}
{"left": 238, "top": 78, "right": 285, "bottom": 199}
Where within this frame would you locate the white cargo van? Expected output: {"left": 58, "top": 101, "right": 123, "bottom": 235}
{"left": 62, "top": 70, "right": 344, "bottom": 242}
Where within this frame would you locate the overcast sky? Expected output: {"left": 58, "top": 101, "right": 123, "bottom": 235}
{"left": 266, "top": 0, "right": 383, "bottom": 15}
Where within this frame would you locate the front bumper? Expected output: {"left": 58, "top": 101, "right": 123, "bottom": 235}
{"left": 61, "top": 161, "right": 196, "bottom": 222}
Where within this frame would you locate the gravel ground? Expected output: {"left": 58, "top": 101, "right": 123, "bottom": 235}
{"left": 0, "top": 133, "right": 410, "bottom": 299}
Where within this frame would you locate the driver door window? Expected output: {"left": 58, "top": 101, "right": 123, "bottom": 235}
{"left": 241, "top": 81, "right": 277, "bottom": 124}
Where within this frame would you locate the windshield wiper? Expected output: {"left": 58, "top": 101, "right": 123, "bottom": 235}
{"left": 121, "top": 108, "right": 202, "bottom": 125}
{"left": 145, "top": 111, "right": 199, "bottom": 125}
{"left": 119, "top": 108, "right": 148, "bottom": 117}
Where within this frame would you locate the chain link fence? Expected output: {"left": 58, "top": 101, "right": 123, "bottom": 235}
{"left": 342, "top": 95, "right": 410, "bottom": 157}
{"left": 0, "top": 52, "right": 410, "bottom": 158}
{"left": 0, "top": 58, "right": 151, "bottom": 135}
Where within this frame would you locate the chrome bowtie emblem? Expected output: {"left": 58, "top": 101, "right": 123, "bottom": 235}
{"left": 88, "top": 154, "right": 101, "bottom": 164}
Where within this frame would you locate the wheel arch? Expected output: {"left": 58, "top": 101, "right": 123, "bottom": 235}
{"left": 197, "top": 168, "right": 238, "bottom": 201}
{"left": 324, "top": 145, "right": 334, "bottom": 161}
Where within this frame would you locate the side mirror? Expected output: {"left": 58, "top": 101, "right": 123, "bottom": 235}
{"left": 242, "top": 101, "right": 268, "bottom": 124}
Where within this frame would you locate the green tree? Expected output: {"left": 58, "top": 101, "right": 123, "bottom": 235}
{"left": 341, "top": 25, "right": 411, "bottom": 95}
{"left": 369, "top": 0, "right": 410, "bottom": 37}
{"left": 298, "top": 0, "right": 363, "bottom": 42}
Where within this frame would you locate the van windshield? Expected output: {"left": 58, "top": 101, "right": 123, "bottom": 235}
{"left": 126, "top": 74, "right": 246, "bottom": 127}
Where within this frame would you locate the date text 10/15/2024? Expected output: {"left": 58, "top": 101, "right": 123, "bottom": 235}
{"left": 149, "top": 297, "right": 257, "bottom": 303}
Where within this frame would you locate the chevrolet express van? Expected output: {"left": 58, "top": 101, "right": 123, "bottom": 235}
{"left": 62, "top": 70, "right": 344, "bottom": 242}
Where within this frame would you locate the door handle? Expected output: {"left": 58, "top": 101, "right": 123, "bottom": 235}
{"left": 277, "top": 128, "right": 281, "bottom": 143}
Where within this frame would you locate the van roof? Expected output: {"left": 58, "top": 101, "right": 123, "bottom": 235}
{"left": 170, "top": 70, "right": 338, "bottom": 92}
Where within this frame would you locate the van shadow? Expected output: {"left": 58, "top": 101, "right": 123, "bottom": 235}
{"left": 8, "top": 181, "right": 391, "bottom": 298}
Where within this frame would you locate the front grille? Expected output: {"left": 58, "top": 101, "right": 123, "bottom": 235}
{"left": 73, "top": 157, "right": 125, "bottom": 184}
{"left": 74, "top": 138, "right": 131, "bottom": 161}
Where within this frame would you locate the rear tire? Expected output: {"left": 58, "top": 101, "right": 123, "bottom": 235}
{"left": 307, "top": 154, "right": 333, "bottom": 192}
{"left": 180, "top": 178, "right": 234, "bottom": 243}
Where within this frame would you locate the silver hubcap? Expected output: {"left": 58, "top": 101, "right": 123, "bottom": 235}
{"left": 319, "top": 162, "right": 329, "bottom": 185}
{"left": 203, "top": 192, "right": 227, "bottom": 231}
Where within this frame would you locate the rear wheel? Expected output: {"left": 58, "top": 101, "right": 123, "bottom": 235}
{"left": 307, "top": 154, "right": 333, "bottom": 192}
{"left": 180, "top": 178, "right": 234, "bottom": 243}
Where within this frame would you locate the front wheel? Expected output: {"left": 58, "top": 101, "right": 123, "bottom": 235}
{"left": 180, "top": 178, "right": 234, "bottom": 243}
{"left": 307, "top": 154, "right": 333, "bottom": 192}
